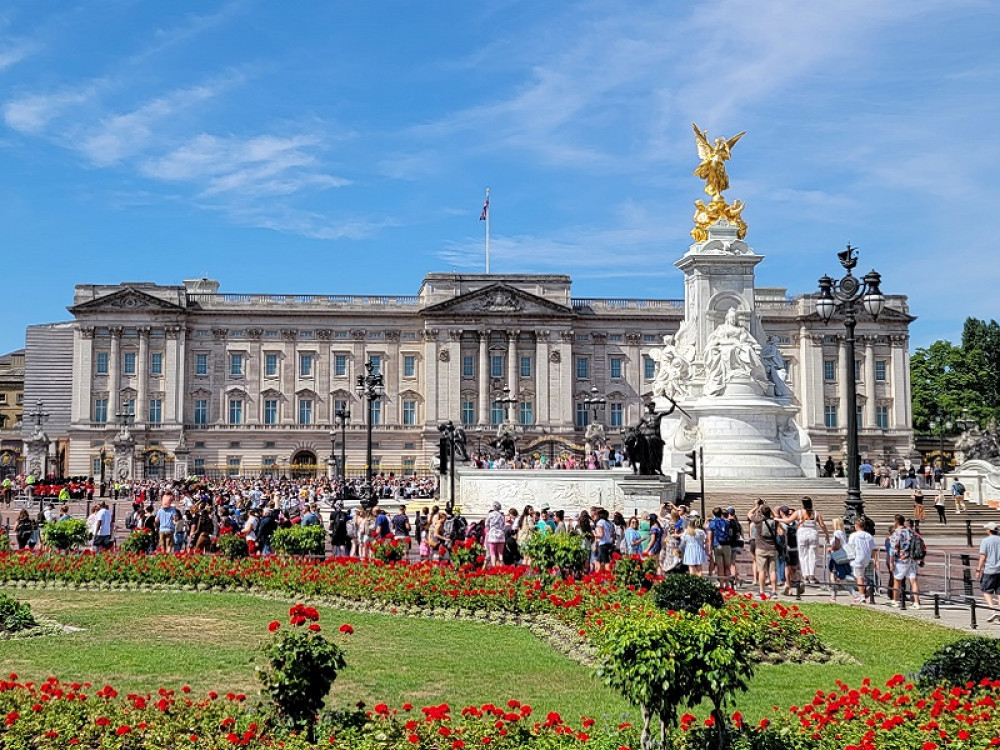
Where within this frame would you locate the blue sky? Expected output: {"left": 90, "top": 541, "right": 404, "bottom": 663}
{"left": 1, "top": 0, "right": 998, "bottom": 356}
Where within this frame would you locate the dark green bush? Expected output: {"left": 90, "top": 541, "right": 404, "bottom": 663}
{"left": 614, "top": 554, "right": 659, "bottom": 590}
{"left": 216, "top": 533, "right": 249, "bottom": 560}
{"left": 120, "top": 529, "right": 154, "bottom": 554}
{"left": 651, "top": 574, "right": 724, "bottom": 614}
{"left": 523, "top": 532, "right": 590, "bottom": 577}
{"left": 41, "top": 519, "right": 89, "bottom": 550}
{"left": 272, "top": 525, "right": 326, "bottom": 556}
{"left": 0, "top": 592, "right": 36, "bottom": 633}
{"left": 917, "top": 637, "right": 1000, "bottom": 689}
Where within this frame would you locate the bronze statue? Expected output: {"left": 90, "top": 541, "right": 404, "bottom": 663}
{"left": 692, "top": 123, "right": 745, "bottom": 201}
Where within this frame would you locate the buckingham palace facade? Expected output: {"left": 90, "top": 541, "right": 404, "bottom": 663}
{"left": 33, "top": 272, "right": 914, "bottom": 479}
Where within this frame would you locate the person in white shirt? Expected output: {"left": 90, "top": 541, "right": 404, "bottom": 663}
{"left": 93, "top": 501, "right": 113, "bottom": 551}
{"left": 849, "top": 517, "right": 876, "bottom": 604}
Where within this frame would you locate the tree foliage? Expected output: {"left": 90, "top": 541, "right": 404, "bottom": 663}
{"left": 911, "top": 317, "right": 1000, "bottom": 432}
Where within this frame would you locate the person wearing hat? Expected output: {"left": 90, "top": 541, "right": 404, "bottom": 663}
{"left": 485, "top": 501, "right": 506, "bottom": 567}
{"left": 978, "top": 522, "right": 1000, "bottom": 617}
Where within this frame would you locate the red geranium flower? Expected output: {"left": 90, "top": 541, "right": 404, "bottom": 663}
{"left": 339, "top": 623, "right": 354, "bottom": 634}
{"left": 268, "top": 621, "right": 280, "bottom": 632}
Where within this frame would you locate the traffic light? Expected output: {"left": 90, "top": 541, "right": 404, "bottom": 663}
{"left": 684, "top": 449, "right": 698, "bottom": 480}
{"left": 438, "top": 436, "right": 450, "bottom": 475}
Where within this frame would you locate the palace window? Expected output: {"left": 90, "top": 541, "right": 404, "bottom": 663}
{"left": 96, "top": 351, "right": 109, "bottom": 375}
{"left": 575, "top": 403, "right": 590, "bottom": 427}
{"left": 298, "top": 399, "right": 313, "bottom": 425}
{"left": 264, "top": 399, "right": 278, "bottom": 425}
{"left": 195, "top": 353, "right": 208, "bottom": 376}
{"left": 519, "top": 401, "right": 533, "bottom": 425}
{"left": 823, "top": 360, "right": 835, "bottom": 381}
{"left": 576, "top": 357, "right": 589, "bottom": 380}
{"left": 370, "top": 400, "right": 382, "bottom": 425}
{"left": 875, "top": 360, "right": 887, "bottom": 382}
{"left": 227, "top": 457, "right": 240, "bottom": 476}
{"left": 299, "top": 353, "right": 313, "bottom": 377}
{"left": 462, "top": 355, "right": 475, "bottom": 378}
{"left": 403, "top": 355, "right": 416, "bottom": 378}
{"left": 610, "top": 403, "right": 624, "bottom": 427}
{"left": 369, "top": 355, "right": 382, "bottom": 376}
{"left": 229, "top": 353, "right": 244, "bottom": 377}
{"left": 876, "top": 404, "right": 890, "bottom": 430}
{"left": 193, "top": 458, "right": 205, "bottom": 473}
{"left": 228, "top": 399, "right": 243, "bottom": 425}
{"left": 610, "top": 357, "right": 623, "bottom": 379}
{"left": 123, "top": 352, "right": 136, "bottom": 375}
{"left": 519, "top": 356, "right": 532, "bottom": 378}
{"left": 490, "top": 355, "right": 504, "bottom": 379}
{"left": 265, "top": 353, "right": 279, "bottom": 377}
{"left": 824, "top": 404, "right": 838, "bottom": 428}
{"left": 490, "top": 403, "right": 504, "bottom": 425}
{"left": 334, "top": 398, "right": 348, "bottom": 416}
{"left": 93, "top": 398, "right": 108, "bottom": 423}
{"left": 148, "top": 399, "right": 162, "bottom": 424}
{"left": 194, "top": 399, "right": 208, "bottom": 425}
{"left": 402, "top": 400, "right": 417, "bottom": 425}
{"left": 644, "top": 356, "right": 655, "bottom": 380}
{"left": 461, "top": 400, "right": 475, "bottom": 425}
{"left": 854, "top": 359, "right": 862, "bottom": 381}
{"left": 150, "top": 352, "right": 163, "bottom": 376}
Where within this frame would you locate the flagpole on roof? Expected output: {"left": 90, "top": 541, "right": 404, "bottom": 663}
{"left": 480, "top": 187, "right": 491, "bottom": 274}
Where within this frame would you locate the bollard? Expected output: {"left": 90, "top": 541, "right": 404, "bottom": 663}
{"left": 900, "top": 577, "right": 907, "bottom": 611}
{"left": 967, "top": 519, "right": 974, "bottom": 548}
{"left": 796, "top": 581, "right": 802, "bottom": 601}
{"left": 934, "top": 593, "right": 941, "bottom": 619}
{"left": 971, "top": 599, "right": 978, "bottom": 630}
{"left": 962, "top": 554, "right": 975, "bottom": 599}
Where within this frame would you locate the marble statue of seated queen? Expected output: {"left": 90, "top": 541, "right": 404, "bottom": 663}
{"left": 703, "top": 308, "right": 769, "bottom": 397}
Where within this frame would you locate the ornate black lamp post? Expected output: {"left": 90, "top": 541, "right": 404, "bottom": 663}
{"left": 816, "top": 244, "right": 886, "bottom": 525}
{"left": 334, "top": 407, "right": 350, "bottom": 486}
{"left": 437, "top": 420, "right": 469, "bottom": 514}
{"left": 354, "top": 360, "right": 384, "bottom": 508}
{"left": 929, "top": 415, "right": 953, "bottom": 472}
{"left": 583, "top": 385, "right": 607, "bottom": 426}
{"left": 493, "top": 385, "right": 518, "bottom": 425}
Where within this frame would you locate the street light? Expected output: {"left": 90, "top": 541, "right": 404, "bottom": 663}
{"left": 816, "top": 244, "right": 885, "bottom": 527}
{"left": 583, "top": 385, "right": 607, "bottom": 426}
{"left": 354, "top": 360, "right": 384, "bottom": 508}
{"left": 493, "top": 385, "right": 518, "bottom": 424}
{"left": 334, "top": 407, "right": 350, "bottom": 487}
{"left": 929, "top": 415, "right": 954, "bottom": 471}
{"left": 437, "top": 420, "right": 469, "bottom": 514}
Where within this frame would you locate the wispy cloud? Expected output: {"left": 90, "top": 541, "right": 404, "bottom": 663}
{"left": 0, "top": 40, "right": 35, "bottom": 72}
{"left": 142, "top": 132, "right": 349, "bottom": 197}
{"left": 3, "top": 85, "right": 97, "bottom": 134}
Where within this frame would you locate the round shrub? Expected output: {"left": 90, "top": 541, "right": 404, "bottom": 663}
{"left": 41, "top": 519, "right": 89, "bottom": 550}
{"left": 651, "top": 574, "right": 724, "bottom": 614}
{"left": 614, "top": 554, "right": 659, "bottom": 590}
{"left": 120, "top": 529, "right": 154, "bottom": 554}
{"left": 917, "top": 636, "right": 1000, "bottom": 689}
{"left": 216, "top": 533, "right": 249, "bottom": 560}
{"left": 272, "top": 525, "right": 326, "bottom": 556}
{"left": 0, "top": 591, "right": 36, "bottom": 633}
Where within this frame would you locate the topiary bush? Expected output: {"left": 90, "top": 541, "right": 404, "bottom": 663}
{"left": 41, "top": 519, "right": 89, "bottom": 551}
{"left": 917, "top": 636, "right": 1000, "bottom": 690}
{"left": 651, "top": 574, "right": 724, "bottom": 614}
{"left": 120, "top": 529, "right": 154, "bottom": 554}
{"left": 0, "top": 591, "right": 36, "bottom": 633}
{"left": 614, "top": 554, "right": 660, "bottom": 590}
{"left": 216, "top": 533, "right": 249, "bottom": 560}
{"left": 523, "top": 532, "right": 590, "bottom": 577}
{"left": 271, "top": 525, "right": 326, "bottom": 556}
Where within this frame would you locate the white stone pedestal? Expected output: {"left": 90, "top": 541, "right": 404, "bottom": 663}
{"left": 657, "top": 395, "right": 817, "bottom": 479}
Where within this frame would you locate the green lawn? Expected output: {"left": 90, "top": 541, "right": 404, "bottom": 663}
{"left": 0, "top": 588, "right": 964, "bottom": 722}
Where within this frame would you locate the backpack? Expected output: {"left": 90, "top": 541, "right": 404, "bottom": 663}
{"left": 125, "top": 510, "right": 139, "bottom": 531}
{"left": 443, "top": 515, "right": 467, "bottom": 542}
{"left": 910, "top": 533, "right": 927, "bottom": 561}
{"left": 709, "top": 517, "right": 729, "bottom": 546}
{"left": 727, "top": 518, "right": 744, "bottom": 548}
{"left": 955, "top": 482, "right": 966, "bottom": 494}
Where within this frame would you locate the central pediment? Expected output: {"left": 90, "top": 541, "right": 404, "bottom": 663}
{"left": 421, "top": 283, "right": 573, "bottom": 318}
{"left": 69, "top": 287, "right": 186, "bottom": 314}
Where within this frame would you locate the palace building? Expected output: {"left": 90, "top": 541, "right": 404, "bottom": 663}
{"left": 22, "top": 272, "right": 915, "bottom": 479}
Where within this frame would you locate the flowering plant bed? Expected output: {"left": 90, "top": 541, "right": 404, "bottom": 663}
{"left": 0, "top": 551, "right": 828, "bottom": 661}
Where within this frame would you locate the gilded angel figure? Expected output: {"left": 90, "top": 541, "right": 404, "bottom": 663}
{"left": 692, "top": 123, "right": 746, "bottom": 201}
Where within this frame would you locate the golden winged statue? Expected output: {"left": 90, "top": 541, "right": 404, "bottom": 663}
{"left": 692, "top": 123, "right": 745, "bottom": 201}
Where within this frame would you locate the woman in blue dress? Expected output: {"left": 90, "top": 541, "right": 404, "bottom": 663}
{"left": 680, "top": 517, "right": 708, "bottom": 575}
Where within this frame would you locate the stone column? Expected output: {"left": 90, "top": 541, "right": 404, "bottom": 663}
{"left": 890, "top": 334, "right": 909, "bottom": 428}
{"left": 164, "top": 327, "right": 179, "bottom": 423}
{"left": 536, "top": 331, "right": 550, "bottom": 425}
{"left": 446, "top": 330, "right": 463, "bottom": 422}
{"left": 75, "top": 326, "right": 95, "bottom": 423}
{"left": 506, "top": 330, "right": 518, "bottom": 421}
{"left": 175, "top": 327, "right": 187, "bottom": 426}
{"left": 864, "top": 337, "right": 877, "bottom": 429}
{"left": 796, "top": 327, "right": 811, "bottom": 425}
{"left": 282, "top": 329, "right": 298, "bottom": 425}
{"left": 625, "top": 332, "right": 642, "bottom": 424}
{"left": 137, "top": 327, "right": 150, "bottom": 424}
{"left": 423, "top": 329, "right": 439, "bottom": 424}
{"left": 838, "top": 336, "right": 849, "bottom": 429}
{"left": 478, "top": 331, "right": 489, "bottom": 425}
{"left": 557, "top": 330, "right": 574, "bottom": 429}
{"left": 108, "top": 327, "right": 123, "bottom": 412}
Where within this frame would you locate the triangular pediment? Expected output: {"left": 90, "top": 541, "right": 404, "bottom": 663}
{"left": 70, "top": 287, "right": 186, "bottom": 314}
{"left": 422, "top": 283, "right": 572, "bottom": 318}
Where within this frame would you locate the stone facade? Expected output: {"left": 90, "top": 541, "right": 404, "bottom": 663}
{"left": 35, "top": 273, "right": 913, "bottom": 479}
{"left": 0, "top": 349, "right": 25, "bottom": 477}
